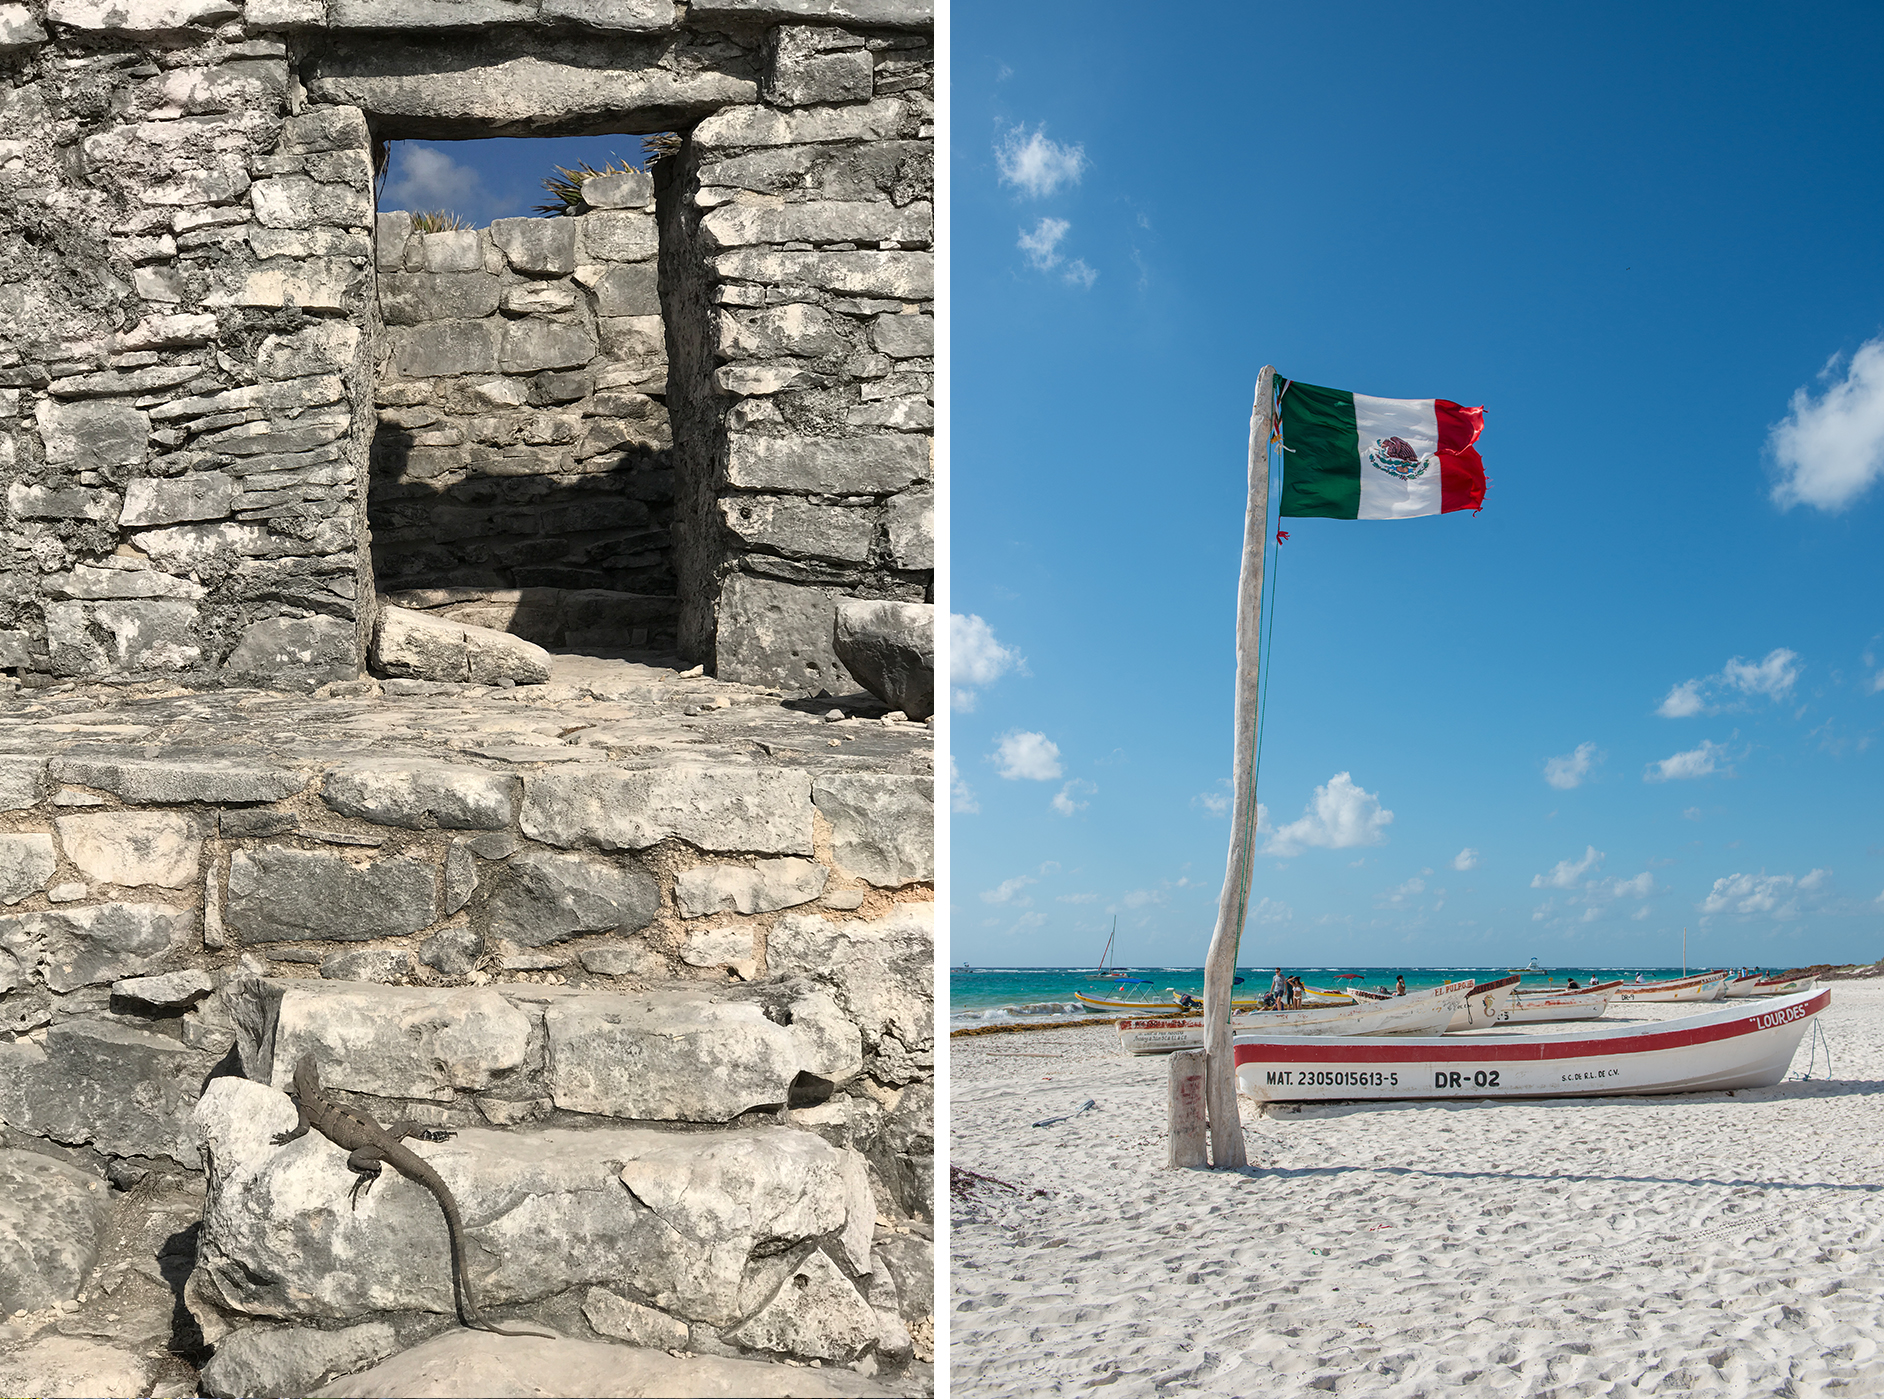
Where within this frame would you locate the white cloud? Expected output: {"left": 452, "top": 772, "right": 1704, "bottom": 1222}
{"left": 995, "top": 124, "right": 1088, "bottom": 198}
{"left": 1590, "top": 871, "right": 1655, "bottom": 900}
{"left": 381, "top": 144, "right": 484, "bottom": 214}
{"left": 1017, "top": 216, "right": 1069, "bottom": 270}
{"left": 1063, "top": 258, "right": 1097, "bottom": 289}
{"left": 980, "top": 875, "right": 1036, "bottom": 905}
{"left": 1056, "top": 892, "right": 1099, "bottom": 904}
{"left": 1051, "top": 779, "right": 1095, "bottom": 816}
{"left": 1645, "top": 739, "right": 1728, "bottom": 782}
{"left": 1656, "top": 648, "right": 1802, "bottom": 717}
{"left": 1261, "top": 772, "right": 1392, "bottom": 858}
{"left": 992, "top": 730, "right": 1062, "bottom": 781}
{"left": 1700, "top": 871, "right": 1808, "bottom": 916}
{"left": 1657, "top": 681, "right": 1706, "bottom": 719}
{"left": 1543, "top": 742, "right": 1599, "bottom": 790}
{"left": 1121, "top": 887, "right": 1166, "bottom": 907}
{"left": 1798, "top": 867, "right": 1831, "bottom": 891}
{"left": 1250, "top": 897, "right": 1293, "bottom": 924}
{"left": 1532, "top": 845, "right": 1604, "bottom": 890}
{"left": 1452, "top": 847, "right": 1480, "bottom": 871}
{"left": 1683, "top": 806, "right": 1703, "bottom": 820}
{"left": 1769, "top": 337, "right": 1884, "bottom": 511}
{"left": 1580, "top": 905, "right": 1602, "bottom": 923}
{"left": 1633, "top": 905, "right": 1652, "bottom": 921}
{"left": 1383, "top": 876, "right": 1425, "bottom": 905}
{"left": 949, "top": 754, "right": 978, "bottom": 814}
{"left": 1193, "top": 783, "right": 1230, "bottom": 817}
{"left": 950, "top": 613, "right": 1019, "bottom": 710}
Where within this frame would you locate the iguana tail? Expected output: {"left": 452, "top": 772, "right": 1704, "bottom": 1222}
{"left": 410, "top": 1158, "right": 558, "bottom": 1341}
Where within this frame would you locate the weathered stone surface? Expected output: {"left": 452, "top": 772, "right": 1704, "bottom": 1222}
{"left": 55, "top": 811, "right": 203, "bottom": 889}
{"left": 319, "top": 947, "right": 417, "bottom": 983}
{"left": 722, "top": 497, "right": 872, "bottom": 562}
{"left": 119, "top": 473, "right": 235, "bottom": 526}
{"left": 580, "top": 1286, "right": 688, "bottom": 1350}
{"left": 833, "top": 599, "right": 932, "bottom": 720}
{"left": 415, "top": 227, "right": 482, "bottom": 272}
{"left": 0, "top": 5, "right": 48, "bottom": 50}
{"left": 194, "top": 1076, "right": 869, "bottom": 1329}
{"left": 0, "top": 834, "right": 54, "bottom": 905}
{"left": 590, "top": 261, "right": 659, "bottom": 317}
{"left": 278, "top": 106, "right": 372, "bottom": 155}
{"left": 222, "top": 615, "right": 359, "bottom": 692}
{"left": 6, "top": 484, "right": 121, "bottom": 522}
{"left": 482, "top": 849, "right": 659, "bottom": 947}
{"left": 379, "top": 272, "right": 502, "bottom": 324}
{"left": 693, "top": 97, "right": 906, "bottom": 152}
{"left": 392, "top": 320, "right": 500, "bottom": 378}
{"left": 501, "top": 281, "right": 578, "bottom": 315}
{"left": 0, "top": 1018, "right": 210, "bottom": 1165}
{"left": 539, "top": 0, "right": 675, "bottom": 32}
{"left": 0, "top": 1151, "right": 113, "bottom": 1316}
{"left": 520, "top": 764, "right": 813, "bottom": 855}
{"left": 714, "top": 576, "right": 855, "bottom": 696}
{"left": 46, "top": 598, "right": 203, "bottom": 675}
{"left": 111, "top": 966, "right": 215, "bottom": 1007}
{"left": 580, "top": 169, "right": 654, "bottom": 210}
{"left": 373, "top": 606, "right": 552, "bottom": 685}
{"left": 812, "top": 773, "right": 931, "bottom": 885}
{"left": 884, "top": 488, "right": 933, "bottom": 569}
{"left": 325, "top": 0, "right": 533, "bottom": 28}
{"left": 577, "top": 209, "right": 657, "bottom": 263}
{"left": 725, "top": 433, "right": 927, "bottom": 494}
{"left": 255, "top": 984, "right": 531, "bottom": 1098}
{"left": 499, "top": 318, "right": 598, "bottom": 374}
{"left": 47, "top": 0, "right": 240, "bottom": 34}
{"left": 690, "top": 0, "right": 930, "bottom": 21}
{"left": 700, "top": 200, "right": 929, "bottom": 250}
{"left": 490, "top": 217, "right": 577, "bottom": 276}
{"left": 769, "top": 904, "right": 930, "bottom": 1078}
{"left": 766, "top": 26, "right": 874, "bottom": 108}
{"left": 200, "top": 1321, "right": 397, "bottom": 1400}
{"left": 676, "top": 857, "right": 827, "bottom": 917}
{"left": 728, "top": 1248, "right": 877, "bottom": 1361}
{"left": 444, "top": 839, "right": 478, "bottom": 914}
{"left": 322, "top": 762, "right": 519, "bottom": 831}
{"left": 679, "top": 925, "right": 753, "bottom": 974}
{"left": 420, "top": 924, "right": 481, "bottom": 975}
{"left": 0, "top": 901, "right": 194, "bottom": 991}
{"left": 0, "top": 758, "right": 47, "bottom": 813}
{"left": 872, "top": 311, "right": 932, "bottom": 359}
{"left": 574, "top": 940, "right": 663, "bottom": 977}
{"left": 713, "top": 249, "right": 931, "bottom": 300}
{"left": 250, "top": 174, "right": 372, "bottom": 230}
{"left": 0, "top": 1337, "right": 150, "bottom": 1400}
{"left": 717, "top": 302, "right": 845, "bottom": 359}
{"left": 225, "top": 846, "right": 438, "bottom": 943}
{"left": 49, "top": 753, "right": 306, "bottom": 804}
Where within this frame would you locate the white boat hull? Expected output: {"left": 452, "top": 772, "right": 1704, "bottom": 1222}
{"left": 1612, "top": 973, "right": 1728, "bottom": 1002}
{"left": 1494, "top": 989, "right": 1611, "bottom": 1023}
{"left": 1724, "top": 975, "right": 1816, "bottom": 998}
{"left": 1120, "top": 981, "right": 1469, "bottom": 1055}
{"left": 1446, "top": 976, "right": 1520, "bottom": 1032}
{"left": 1234, "top": 988, "right": 1829, "bottom": 1102}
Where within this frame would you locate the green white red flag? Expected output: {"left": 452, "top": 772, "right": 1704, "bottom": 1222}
{"left": 1275, "top": 377, "right": 1486, "bottom": 519}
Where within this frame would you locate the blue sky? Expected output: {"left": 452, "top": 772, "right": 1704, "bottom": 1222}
{"left": 948, "top": 0, "right": 1884, "bottom": 970}
{"left": 378, "top": 135, "right": 660, "bottom": 227}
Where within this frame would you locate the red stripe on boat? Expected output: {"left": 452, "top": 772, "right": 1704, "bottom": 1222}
{"left": 1233, "top": 989, "right": 1829, "bottom": 1066}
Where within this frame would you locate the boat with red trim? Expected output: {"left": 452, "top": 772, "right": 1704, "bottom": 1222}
{"left": 1233, "top": 986, "right": 1830, "bottom": 1102}
{"left": 1609, "top": 970, "right": 1729, "bottom": 1002}
{"left": 1118, "top": 979, "right": 1470, "bottom": 1055}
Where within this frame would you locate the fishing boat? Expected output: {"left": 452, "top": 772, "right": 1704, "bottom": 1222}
{"left": 1723, "top": 972, "right": 1817, "bottom": 997}
{"left": 1076, "top": 979, "right": 1266, "bottom": 1014}
{"left": 1126, "top": 980, "right": 1473, "bottom": 1055}
{"left": 1446, "top": 974, "right": 1521, "bottom": 1031}
{"left": 1234, "top": 986, "right": 1831, "bottom": 1102}
{"left": 1490, "top": 982, "right": 1618, "bottom": 1024}
{"left": 1090, "top": 917, "right": 1132, "bottom": 981}
{"left": 1610, "top": 971, "right": 1729, "bottom": 1002}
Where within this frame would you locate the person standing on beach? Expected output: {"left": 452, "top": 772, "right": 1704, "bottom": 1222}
{"left": 1272, "top": 968, "right": 1287, "bottom": 1005}
{"left": 1395, "top": 974, "right": 1407, "bottom": 996}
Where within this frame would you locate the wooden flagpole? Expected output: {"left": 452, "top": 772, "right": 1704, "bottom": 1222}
{"left": 1197, "top": 364, "right": 1275, "bottom": 1170}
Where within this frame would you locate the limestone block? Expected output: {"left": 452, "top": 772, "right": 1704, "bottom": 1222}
{"left": 539, "top": 0, "right": 674, "bottom": 31}
{"left": 0, "top": 1152, "right": 113, "bottom": 1316}
{"left": 717, "top": 302, "right": 845, "bottom": 359}
{"left": 679, "top": 926, "right": 753, "bottom": 974}
{"left": 260, "top": 985, "right": 531, "bottom": 1097}
{"left": 5, "top": 484, "right": 121, "bottom": 522}
{"left": 520, "top": 764, "right": 813, "bottom": 855}
{"left": 728, "top": 1249, "right": 876, "bottom": 1361}
{"left": 133, "top": 265, "right": 184, "bottom": 303}
{"left": 591, "top": 262, "right": 659, "bottom": 317}
{"left": 0, "top": 5, "right": 48, "bottom": 49}
{"left": 597, "top": 315, "right": 666, "bottom": 361}
{"left": 0, "top": 758, "right": 47, "bottom": 814}
{"left": 812, "top": 773, "right": 931, "bottom": 886}
{"left": 501, "top": 282, "right": 579, "bottom": 315}
{"left": 375, "top": 210, "right": 413, "bottom": 271}
{"left": 700, "top": 199, "right": 929, "bottom": 250}
{"left": 0, "top": 834, "right": 54, "bottom": 905}
{"left": 278, "top": 106, "right": 371, "bottom": 155}
{"left": 0, "top": 1018, "right": 214, "bottom": 1168}
{"left": 304, "top": 57, "right": 756, "bottom": 128}
{"left": 390, "top": 320, "right": 500, "bottom": 378}
{"left": 713, "top": 249, "right": 931, "bottom": 300}
{"left": 55, "top": 811, "right": 203, "bottom": 889}
{"left": 222, "top": 616, "right": 359, "bottom": 693}
{"left": 575, "top": 940, "right": 663, "bottom": 977}
{"left": 0, "top": 903, "right": 194, "bottom": 992}
{"left": 693, "top": 97, "right": 907, "bottom": 152}
{"left": 498, "top": 319, "right": 598, "bottom": 374}
{"left": 769, "top": 904, "right": 931, "bottom": 1074}
{"left": 379, "top": 271, "right": 502, "bottom": 325}
{"left": 250, "top": 175, "right": 372, "bottom": 230}
{"left": 411, "top": 228, "right": 483, "bottom": 272}
{"left": 580, "top": 169, "right": 653, "bottom": 210}
{"left": 581, "top": 1287, "right": 687, "bottom": 1349}
{"left": 766, "top": 26, "right": 873, "bottom": 109}
{"left": 677, "top": 857, "right": 828, "bottom": 918}
{"left": 43, "top": 566, "right": 204, "bottom": 602}
{"left": 691, "top": 0, "right": 930, "bottom": 21}
{"left": 142, "top": 165, "right": 250, "bottom": 206}
{"left": 50, "top": 753, "right": 304, "bottom": 805}
{"left": 224, "top": 846, "right": 438, "bottom": 943}
{"left": 420, "top": 925, "right": 480, "bottom": 975}
{"left": 716, "top": 363, "right": 806, "bottom": 396}
{"left": 483, "top": 849, "right": 659, "bottom": 947}
{"left": 872, "top": 311, "right": 932, "bottom": 358}
{"left": 321, "top": 948, "right": 418, "bottom": 983}
{"left": 111, "top": 967, "right": 215, "bottom": 1007}
{"left": 118, "top": 312, "right": 217, "bottom": 350}
{"left": 833, "top": 599, "right": 933, "bottom": 719}
{"left": 326, "top": 0, "right": 534, "bottom": 24}
{"left": 118, "top": 473, "right": 234, "bottom": 526}
{"left": 46, "top": 0, "right": 239, "bottom": 34}
{"left": 372, "top": 605, "right": 552, "bottom": 685}
{"left": 714, "top": 575, "right": 856, "bottom": 695}
{"left": 47, "top": 599, "right": 202, "bottom": 674}
{"left": 234, "top": 258, "right": 355, "bottom": 312}
{"left": 322, "top": 762, "right": 519, "bottom": 831}
{"left": 577, "top": 210, "right": 656, "bottom": 263}
{"left": 199, "top": 1323, "right": 397, "bottom": 1400}
{"left": 720, "top": 497, "right": 872, "bottom": 563}
{"left": 884, "top": 487, "right": 933, "bottom": 570}
{"left": 0, "top": 632, "right": 30, "bottom": 670}
{"left": 446, "top": 842, "right": 476, "bottom": 916}
{"left": 491, "top": 217, "right": 577, "bottom": 276}
{"left": 257, "top": 322, "right": 362, "bottom": 380}
{"left": 725, "top": 433, "right": 927, "bottom": 495}
{"left": 35, "top": 399, "right": 148, "bottom": 471}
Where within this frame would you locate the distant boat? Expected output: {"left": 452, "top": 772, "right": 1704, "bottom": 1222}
{"left": 1092, "top": 917, "right": 1131, "bottom": 981}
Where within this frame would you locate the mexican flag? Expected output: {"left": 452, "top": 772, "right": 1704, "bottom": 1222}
{"left": 1275, "top": 377, "right": 1486, "bottom": 519}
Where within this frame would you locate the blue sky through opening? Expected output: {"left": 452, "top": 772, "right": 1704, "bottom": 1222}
{"left": 950, "top": 0, "right": 1884, "bottom": 970}
{"left": 378, "top": 135, "right": 661, "bottom": 228}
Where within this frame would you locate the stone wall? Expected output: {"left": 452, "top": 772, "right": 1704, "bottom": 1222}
{"left": 371, "top": 178, "right": 682, "bottom": 654}
{"left": 0, "top": 0, "right": 933, "bottom": 695}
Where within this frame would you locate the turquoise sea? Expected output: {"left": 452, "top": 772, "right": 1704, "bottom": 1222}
{"left": 945, "top": 964, "right": 1770, "bottom": 1031}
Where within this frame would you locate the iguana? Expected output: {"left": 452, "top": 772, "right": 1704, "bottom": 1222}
{"left": 273, "top": 1054, "right": 556, "bottom": 1341}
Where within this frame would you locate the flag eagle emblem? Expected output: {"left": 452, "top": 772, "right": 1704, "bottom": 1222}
{"left": 1366, "top": 434, "right": 1433, "bottom": 481}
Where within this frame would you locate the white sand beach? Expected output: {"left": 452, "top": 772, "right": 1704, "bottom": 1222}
{"left": 949, "top": 983, "right": 1884, "bottom": 1397}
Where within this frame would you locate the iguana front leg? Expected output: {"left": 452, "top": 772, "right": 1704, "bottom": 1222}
{"left": 384, "top": 1121, "right": 455, "bottom": 1144}
{"left": 271, "top": 1101, "right": 312, "bottom": 1147}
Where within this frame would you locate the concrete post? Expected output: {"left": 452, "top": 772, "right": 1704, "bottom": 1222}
{"left": 1167, "top": 1049, "right": 1208, "bottom": 1168}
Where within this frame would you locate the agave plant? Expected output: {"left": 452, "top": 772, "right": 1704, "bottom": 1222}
{"left": 532, "top": 136, "right": 682, "bottom": 216}
{"left": 410, "top": 210, "right": 470, "bottom": 233}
